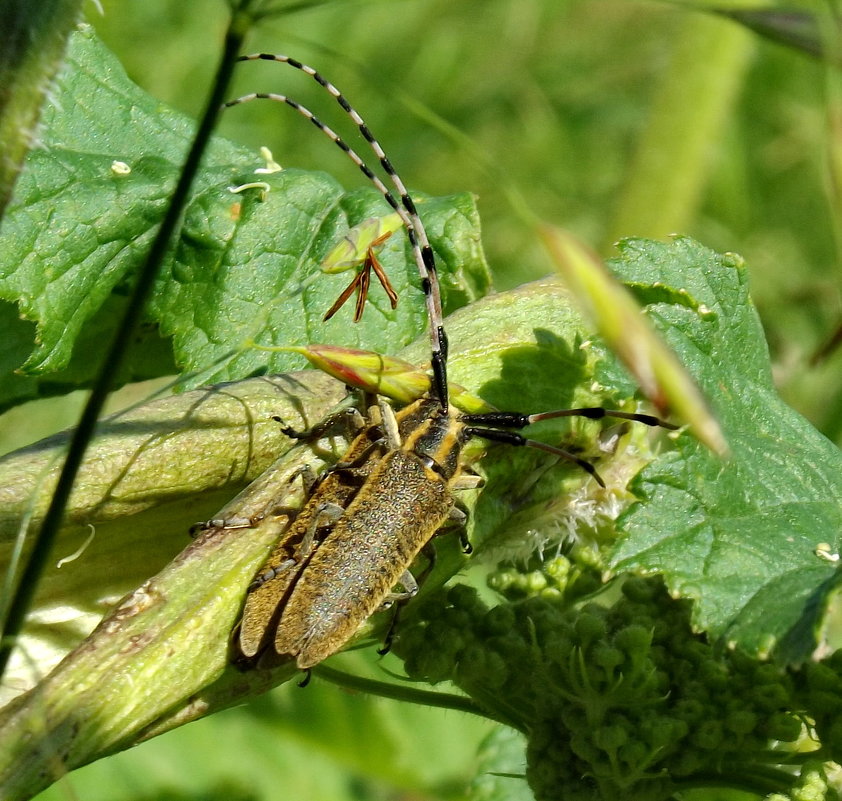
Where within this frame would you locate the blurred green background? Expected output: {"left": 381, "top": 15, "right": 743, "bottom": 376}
{"left": 9, "top": 0, "right": 841, "bottom": 798}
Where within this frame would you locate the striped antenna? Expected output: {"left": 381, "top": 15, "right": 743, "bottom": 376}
{"left": 224, "top": 54, "right": 449, "bottom": 410}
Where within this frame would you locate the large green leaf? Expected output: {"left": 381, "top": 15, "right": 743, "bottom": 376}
{"left": 0, "top": 25, "right": 489, "bottom": 410}
{"left": 609, "top": 237, "right": 842, "bottom": 661}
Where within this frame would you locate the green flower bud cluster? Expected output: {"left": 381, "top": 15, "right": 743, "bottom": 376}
{"left": 487, "top": 554, "right": 601, "bottom": 604}
{"left": 395, "top": 576, "right": 830, "bottom": 801}
{"left": 766, "top": 762, "right": 838, "bottom": 801}
{"left": 797, "top": 652, "right": 842, "bottom": 767}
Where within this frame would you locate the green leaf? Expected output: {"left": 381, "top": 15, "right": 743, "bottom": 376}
{"left": 468, "top": 726, "right": 531, "bottom": 801}
{"left": 608, "top": 237, "right": 842, "bottom": 661}
{"left": 150, "top": 181, "right": 484, "bottom": 388}
{"left": 2, "top": 150, "right": 180, "bottom": 372}
{"left": 0, "top": 25, "right": 489, "bottom": 409}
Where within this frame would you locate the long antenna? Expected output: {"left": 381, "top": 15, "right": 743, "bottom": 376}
{"left": 224, "top": 54, "right": 449, "bottom": 410}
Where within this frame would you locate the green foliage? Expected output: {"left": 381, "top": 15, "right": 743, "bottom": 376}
{"left": 609, "top": 239, "right": 842, "bottom": 661}
{"left": 0, "top": 26, "right": 489, "bottom": 411}
{"left": 394, "top": 237, "right": 842, "bottom": 801}
{"left": 396, "top": 575, "right": 828, "bottom": 801}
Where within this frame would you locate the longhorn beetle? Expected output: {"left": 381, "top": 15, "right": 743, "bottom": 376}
{"left": 231, "top": 349, "right": 677, "bottom": 670}
{"left": 237, "top": 392, "right": 448, "bottom": 665}
{"left": 224, "top": 54, "right": 450, "bottom": 410}
{"left": 236, "top": 392, "right": 408, "bottom": 661}
{"left": 220, "top": 55, "right": 678, "bottom": 671}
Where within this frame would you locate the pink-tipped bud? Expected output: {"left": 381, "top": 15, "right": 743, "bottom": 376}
{"left": 299, "top": 344, "right": 431, "bottom": 403}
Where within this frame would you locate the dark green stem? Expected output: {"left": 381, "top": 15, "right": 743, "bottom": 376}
{"left": 672, "top": 764, "right": 797, "bottom": 796}
{"left": 313, "top": 663, "right": 512, "bottom": 725}
{"left": 0, "top": 4, "right": 254, "bottom": 679}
